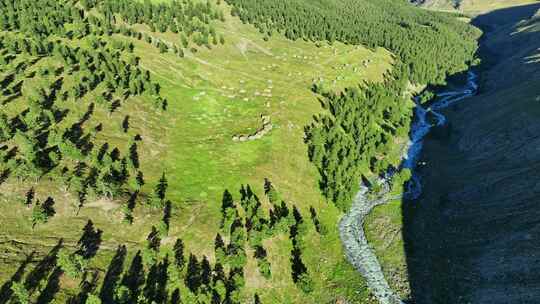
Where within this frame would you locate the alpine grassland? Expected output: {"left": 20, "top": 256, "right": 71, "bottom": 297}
{"left": 0, "top": 0, "right": 483, "bottom": 303}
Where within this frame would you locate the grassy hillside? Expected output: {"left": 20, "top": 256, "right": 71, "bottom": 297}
{"left": 0, "top": 0, "right": 396, "bottom": 303}
{"left": 461, "top": 0, "right": 540, "bottom": 14}
{"left": 419, "top": 0, "right": 540, "bottom": 14}
{"left": 225, "top": 0, "right": 480, "bottom": 84}
{"left": 0, "top": 0, "right": 482, "bottom": 303}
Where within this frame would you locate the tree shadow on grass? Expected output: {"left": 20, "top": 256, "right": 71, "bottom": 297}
{"left": 36, "top": 267, "right": 62, "bottom": 304}
{"left": 143, "top": 255, "right": 169, "bottom": 304}
{"left": 76, "top": 220, "right": 103, "bottom": 259}
{"left": 99, "top": 245, "right": 127, "bottom": 303}
{"left": 24, "top": 240, "right": 63, "bottom": 295}
{"left": 68, "top": 270, "right": 100, "bottom": 304}
{"left": 0, "top": 252, "right": 35, "bottom": 304}
{"left": 121, "top": 250, "right": 145, "bottom": 303}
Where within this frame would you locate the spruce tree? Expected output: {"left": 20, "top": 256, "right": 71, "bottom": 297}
{"left": 185, "top": 254, "right": 201, "bottom": 293}
{"left": 31, "top": 200, "right": 49, "bottom": 228}
{"left": 173, "top": 239, "right": 185, "bottom": 269}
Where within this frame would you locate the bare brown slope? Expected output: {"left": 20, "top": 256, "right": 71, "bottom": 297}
{"left": 403, "top": 3, "right": 540, "bottom": 304}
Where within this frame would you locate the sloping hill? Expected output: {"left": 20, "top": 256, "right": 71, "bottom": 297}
{"left": 0, "top": 0, "right": 480, "bottom": 303}
{"left": 460, "top": 0, "right": 540, "bottom": 14}
{"left": 0, "top": 1, "right": 392, "bottom": 302}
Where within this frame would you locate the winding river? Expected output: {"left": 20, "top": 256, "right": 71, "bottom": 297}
{"left": 339, "top": 71, "right": 478, "bottom": 304}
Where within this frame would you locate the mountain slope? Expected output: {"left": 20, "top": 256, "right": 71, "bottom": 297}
{"left": 0, "top": 1, "right": 391, "bottom": 302}
{"left": 416, "top": 0, "right": 540, "bottom": 13}
{"left": 0, "top": 0, "right": 480, "bottom": 303}
{"left": 405, "top": 3, "right": 540, "bottom": 303}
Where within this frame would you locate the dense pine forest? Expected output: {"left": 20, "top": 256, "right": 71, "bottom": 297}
{"left": 0, "top": 0, "right": 482, "bottom": 303}
{"left": 306, "top": 74, "right": 412, "bottom": 210}
{"left": 225, "top": 0, "right": 480, "bottom": 84}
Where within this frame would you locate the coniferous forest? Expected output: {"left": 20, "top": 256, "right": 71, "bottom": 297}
{"left": 225, "top": 0, "right": 480, "bottom": 84}
{"left": 0, "top": 0, "right": 482, "bottom": 303}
